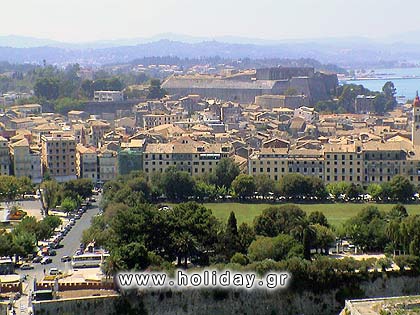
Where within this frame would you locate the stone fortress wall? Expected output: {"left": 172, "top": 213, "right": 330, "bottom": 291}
{"left": 31, "top": 274, "right": 420, "bottom": 315}
{"left": 162, "top": 67, "right": 338, "bottom": 104}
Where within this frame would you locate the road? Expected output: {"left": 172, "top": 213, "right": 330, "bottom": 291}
{"left": 10, "top": 195, "right": 102, "bottom": 314}
{"left": 30, "top": 197, "right": 100, "bottom": 280}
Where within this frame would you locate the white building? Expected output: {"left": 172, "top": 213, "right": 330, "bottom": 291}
{"left": 93, "top": 91, "right": 124, "bottom": 102}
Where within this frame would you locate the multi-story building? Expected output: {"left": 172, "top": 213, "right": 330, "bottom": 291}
{"left": 76, "top": 144, "right": 98, "bottom": 182}
{"left": 87, "top": 120, "right": 111, "bottom": 147}
{"left": 323, "top": 142, "right": 363, "bottom": 184}
{"left": 93, "top": 91, "right": 123, "bottom": 102}
{"left": 118, "top": 139, "right": 145, "bottom": 175}
{"left": 41, "top": 132, "right": 77, "bottom": 182}
{"left": 143, "top": 113, "right": 183, "bottom": 129}
{"left": 248, "top": 138, "right": 420, "bottom": 187}
{"left": 0, "top": 136, "right": 10, "bottom": 176}
{"left": 142, "top": 137, "right": 232, "bottom": 176}
{"left": 98, "top": 149, "right": 118, "bottom": 183}
{"left": 10, "top": 138, "right": 42, "bottom": 183}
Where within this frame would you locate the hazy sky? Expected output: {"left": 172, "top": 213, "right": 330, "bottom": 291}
{"left": 2, "top": 0, "right": 419, "bottom": 42}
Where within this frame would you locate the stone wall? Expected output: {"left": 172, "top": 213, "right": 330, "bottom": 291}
{"left": 32, "top": 295, "right": 120, "bottom": 315}
{"left": 30, "top": 274, "right": 420, "bottom": 315}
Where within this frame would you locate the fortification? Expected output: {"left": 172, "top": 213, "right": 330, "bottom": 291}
{"left": 162, "top": 67, "right": 338, "bottom": 104}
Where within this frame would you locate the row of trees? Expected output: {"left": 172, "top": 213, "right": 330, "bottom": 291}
{"left": 40, "top": 178, "right": 94, "bottom": 215}
{"left": 0, "top": 215, "right": 61, "bottom": 259}
{"left": 344, "top": 204, "right": 420, "bottom": 256}
{"left": 101, "top": 160, "right": 417, "bottom": 204}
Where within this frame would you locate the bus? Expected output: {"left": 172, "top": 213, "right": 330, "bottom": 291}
{"left": 71, "top": 253, "right": 109, "bottom": 268}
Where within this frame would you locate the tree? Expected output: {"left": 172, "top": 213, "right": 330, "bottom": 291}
{"left": 171, "top": 231, "right": 198, "bottom": 267}
{"left": 12, "top": 231, "right": 36, "bottom": 257}
{"left": 63, "top": 179, "right": 94, "bottom": 200}
{"left": 81, "top": 79, "right": 94, "bottom": 98}
{"left": 307, "top": 176, "right": 328, "bottom": 200}
{"left": 238, "top": 222, "right": 256, "bottom": 253}
{"left": 253, "top": 205, "right": 307, "bottom": 238}
{"left": 308, "top": 211, "right": 329, "bottom": 227}
{"left": 231, "top": 174, "right": 256, "bottom": 199}
{"left": 278, "top": 174, "right": 309, "bottom": 199}
{"left": 345, "top": 183, "right": 364, "bottom": 201}
{"left": 248, "top": 234, "right": 303, "bottom": 262}
{"left": 344, "top": 206, "right": 387, "bottom": 252}
{"left": 388, "top": 204, "right": 409, "bottom": 221}
{"left": 194, "top": 181, "right": 218, "bottom": 201}
{"left": 61, "top": 197, "right": 77, "bottom": 216}
{"left": 34, "top": 77, "right": 60, "bottom": 100}
{"left": 230, "top": 252, "right": 248, "bottom": 265}
{"left": 218, "top": 212, "right": 241, "bottom": 261}
{"left": 388, "top": 175, "right": 415, "bottom": 202}
{"left": 372, "top": 93, "right": 388, "bottom": 114}
{"left": 160, "top": 167, "right": 195, "bottom": 200}
{"left": 326, "top": 182, "right": 350, "bottom": 200}
{"left": 254, "top": 175, "right": 275, "bottom": 198}
{"left": 147, "top": 79, "right": 166, "bottom": 99}
{"left": 312, "top": 224, "right": 336, "bottom": 254}
{"left": 214, "top": 158, "right": 240, "bottom": 189}
{"left": 367, "top": 183, "right": 382, "bottom": 201}
{"left": 40, "top": 180, "right": 61, "bottom": 215}
{"left": 113, "top": 242, "right": 150, "bottom": 270}
{"left": 382, "top": 81, "right": 397, "bottom": 111}
{"left": 0, "top": 175, "right": 23, "bottom": 202}
{"left": 168, "top": 202, "right": 218, "bottom": 266}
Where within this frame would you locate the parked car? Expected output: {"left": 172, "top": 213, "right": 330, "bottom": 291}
{"left": 41, "top": 257, "right": 52, "bottom": 265}
{"left": 49, "top": 268, "right": 62, "bottom": 275}
{"left": 61, "top": 255, "right": 71, "bottom": 263}
{"left": 20, "top": 263, "right": 34, "bottom": 270}
{"left": 33, "top": 256, "right": 42, "bottom": 263}
{"left": 69, "top": 219, "right": 76, "bottom": 226}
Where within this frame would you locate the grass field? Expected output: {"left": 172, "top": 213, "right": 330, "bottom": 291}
{"left": 198, "top": 202, "right": 420, "bottom": 227}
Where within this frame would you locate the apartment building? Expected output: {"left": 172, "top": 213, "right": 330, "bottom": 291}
{"left": 248, "top": 139, "right": 420, "bottom": 186}
{"left": 10, "top": 138, "right": 42, "bottom": 183}
{"left": 76, "top": 144, "right": 98, "bottom": 181}
{"left": 143, "top": 112, "right": 183, "bottom": 129}
{"left": 0, "top": 136, "right": 10, "bottom": 175}
{"left": 142, "top": 137, "right": 231, "bottom": 176}
{"left": 93, "top": 91, "right": 123, "bottom": 102}
{"left": 41, "top": 132, "right": 77, "bottom": 182}
{"left": 98, "top": 149, "right": 118, "bottom": 183}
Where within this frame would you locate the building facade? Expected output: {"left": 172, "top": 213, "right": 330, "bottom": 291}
{"left": 142, "top": 138, "right": 231, "bottom": 176}
{"left": 76, "top": 144, "right": 98, "bottom": 182}
{"left": 41, "top": 132, "right": 77, "bottom": 182}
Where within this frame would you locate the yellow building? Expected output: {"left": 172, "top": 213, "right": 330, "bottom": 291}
{"left": 0, "top": 136, "right": 10, "bottom": 176}
{"left": 76, "top": 144, "right": 98, "bottom": 182}
{"left": 41, "top": 132, "right": 77, "bottom": 182}
{"left": 248, "top": 138, "right": 420, "bottom": 187}
{"left": 143, "top": 113, "right": 183, "bottom": 129}
{"left": 143, "top": 137, "right": 231, "bottom": 176}
{"left": 10, "top": 138, "right": 42, "bottom": 183}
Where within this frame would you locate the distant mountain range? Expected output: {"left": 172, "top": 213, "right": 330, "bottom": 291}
{"left": 2, "top": 33, "right": 420, "bottom": 68}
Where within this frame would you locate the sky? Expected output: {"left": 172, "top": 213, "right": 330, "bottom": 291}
{"left": 1, "top": 0, "right": 420, "bottom": 42}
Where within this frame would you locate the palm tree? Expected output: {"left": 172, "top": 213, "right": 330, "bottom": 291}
{"left": 172, "top": 231, "right": 197, "bottom": 268}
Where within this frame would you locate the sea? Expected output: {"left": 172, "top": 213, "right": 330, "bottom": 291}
{"left": 343, "top": 68, "right": 420, "bottom": 101}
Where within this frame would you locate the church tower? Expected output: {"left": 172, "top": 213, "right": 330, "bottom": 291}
{"left": 412, "top": 91, "right": 420, "bottom": 146}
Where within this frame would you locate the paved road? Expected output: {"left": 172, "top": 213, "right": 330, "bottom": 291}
{"left": 11, "top": 195, "right": 102, "bottom": 314}
{"left": 32, "top": 197, "right": 100, "bottom": 279}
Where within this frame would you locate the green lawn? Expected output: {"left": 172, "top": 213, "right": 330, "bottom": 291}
{"left": 198, "top": 202, "right": 420, "bottom": 227}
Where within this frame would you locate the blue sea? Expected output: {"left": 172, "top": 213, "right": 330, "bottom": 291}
{"left": 343, "top": 68, "right": 420, "bottom": 100}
